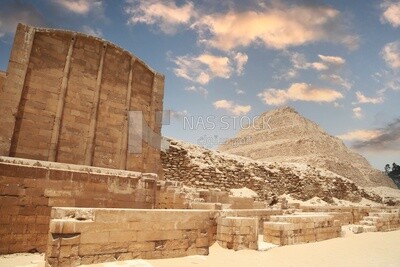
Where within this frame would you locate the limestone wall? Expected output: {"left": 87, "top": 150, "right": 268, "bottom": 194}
{"left": 0, "top": 24, "right": 164, "bottom": 175}
{"left": 46, "top": 208, "right": 215, "bottom": 266}
{"left": 161, "top": 138, "right": 382, "bottom": 203}
{"left": 360, "top": 210, "right": 400, "bottom": 232}
{"left": 263, "top": 213, "right": 341, "bottom": 246}
{"left": 299, "top": 206, "right": 391, "bottom": 224}
{"left": 0, "top": 156, "right": 156, "bottom": 254}
{"left": 216, "top": 217, "right": 258, "bottom": 251}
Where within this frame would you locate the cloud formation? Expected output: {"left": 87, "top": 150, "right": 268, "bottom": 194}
{"left": 0, "top": 1, "right": 45, "bottom": 37}
{"left": 352, "top": 107, "right": 363, "bottom": 119}
{"left": 353, "top": 91, "right": 384, "bottom": 105}
{"left": 381, "top": 1, "right": 400, "bottom": 28}
{"left": 184, "top": 86, "right": 208, "bottom": 97}
{"left": 351, "top": 118, "right": 400, "bottom": 152}
{"left": 172, "top": 53, "right": 231, "bottom": 84}
{"left": 382, "top": 41, "right": 400, "bottom": 69}
{"left": 125, "top": 0, "right": 195, "bottom": 34}
{"left": 172, "top": 51, "right": 247, "bottom": 84}
{"left": 193, "top": 3, "right": 358, "bottom": 51}
{"left": 258, "top": 83, "right": 343, "bottom": 105}
{"left": 290, "top": 53, "right": 346, "bottom": 71}
{"left": 233, "top": 52, "right": 248, "bottom": 75}
{"left": 213, "top": 100, "right": 251, "bottom": 115}
{"left": 54, "top": 0, "right": 103, "bottom": 15}
{"left": 321, "top": 74, "right": 352, "bottom": 90}
{"left": 125, "top": 1, "right": 358, "bottom": 50}
{"left": 337, "top": 129, "right": 382, "bottom": 141}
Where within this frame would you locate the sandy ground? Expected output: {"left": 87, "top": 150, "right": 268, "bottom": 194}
{"left": 2, "top": 228, "right": 400, "bottom": 267}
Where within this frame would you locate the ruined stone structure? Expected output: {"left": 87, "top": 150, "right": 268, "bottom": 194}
{"left": 0, "top": 24, "right": 164, "bottom": 255}
{"left": 0, "top": 24, "right": 164, "bottom": 174}
{"left": 219, "top": 107, "right": 396, "bottom": 189}
{"left": 1, "top": 24, "right": 400, "bottom": 267}
{"left": 0, "top": 157, "right": 157, "bottom": 254}
{"left": 161, "top": 138, "right": 382, "bottom": 204}
{"left": 263, "top": 213, "right": 342, "bottom": 246}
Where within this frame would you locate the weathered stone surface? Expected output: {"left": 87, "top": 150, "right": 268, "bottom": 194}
{"left": 219, "top": 106, "right": 396, "bottom": 189}
{"left": 0, "top": 157, "right": 156, "bottom": 254}
{"left": 46, "top": 208, "right": 214, "bottom": 265}
{"left": 0, "top": 23, "right": 164, "bottom": 176}
{"left": 161, "top": 138, "right": 383, "bottom": 204}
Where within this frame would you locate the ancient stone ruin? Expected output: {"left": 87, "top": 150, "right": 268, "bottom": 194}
{"left": 0, "top": 24, "right": 399, "bottom": 267}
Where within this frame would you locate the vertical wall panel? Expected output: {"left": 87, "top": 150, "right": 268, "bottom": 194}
{"left": 10, "top": 31, "right": 70, "bottom": 160}
{"left": 93, "top": 46, "right": 130, "bottom": 168}
{"left": 57, "top": 36, "right": 101, "bottom": 164}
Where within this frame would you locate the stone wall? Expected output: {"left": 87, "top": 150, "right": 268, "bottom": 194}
{"left": 263, "top": 213, "right": 341, "bottom": 246}
{"left": 46, "top": 208, "right": 215, "bottom": 266}
{"left": 299, "top": 206, "right": 391, "bottom": 224}
{"left": 0, "top": 156, "right": 156, "bottom": 254}
{"left": 161, "top": 138, "right": 382, "bottom": 203}
{"left": 0, "top": 24, "right": 164, "bottom": 176}
{"left": 216, "top": 217, "right": 258, "bottom": 251}
{"left": 360, "top": 210, "right": 400, "bottom": 232}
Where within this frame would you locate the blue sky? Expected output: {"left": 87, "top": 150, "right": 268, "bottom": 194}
{"left": 0, "top": 0, "right": 399, "bottom": 170}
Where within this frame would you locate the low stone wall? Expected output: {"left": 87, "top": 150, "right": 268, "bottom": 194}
{"left": 219, "top": 209, "right": 283, "bottom": 232}
{"left": 216, "top": 217, "right": 258, "bottom": 251}
{"left": 299, "top": 206, "right": 392, "bottom": 224}
{"left": 0, "top": 157, "right": 156, "bottom": 254}
{"left": 46, "top": 208, "right": 215, "bottom": 266}
{"left": 360, "top": 210, "right": 400, "bottom": 232}
{"left": 263, "top": 213, "right": 341, "bottom": 246}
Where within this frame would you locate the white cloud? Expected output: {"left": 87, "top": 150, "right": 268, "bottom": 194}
{"left": 289, "top": 52, "right": 345, "bottom": 72}
{"left": 373, "top": 69, "right": 400, "bottom": 92}
{"left": 381, "top": 41, "right": 400, "bottom": 69}
{"left": 321, "top": 74, "right": 352, "bottom": 90}
{"left": 258, "top": 83, "right": 343, "bottom": 105}
{"left": 192, "top": 3, "right": 358, "bottom": 51}
{"left": 124, "top": 0, "right": 195, "bottom": 34}
{"left": 184, "top": 86, "right": 208, "bottom": 97}
{"left": 353, "top": 91, "right": 384, "bottom": 105}
{"left": 54, "top": 0, "right": 103, "bottom": 15}
{"left": 172, "top": 53, "right": 235, "bottom": 84}
{"left": 236, "top": 88, "right": 245, "bottom": 95}
{"left": 337, "top": 129, "right": 382, "bottom": 141}
{"left": 82, "top": 25, "right": 103, "bottom": 37}
{"left": 213, "top": 100, "right": 251, "bottom": 115}
{"left": 318, "top": 54, "right": 346, "bottom": 65}
{"left": 381, "top": 1, "right": 400, "bottom": 28}
{"left": 233, "top": 52, "right": 248, "bottom": 75}
{"left": 353, "top": 107, "right": 363, "bottom": 119}
{"left": 310, "top": 62, "right": 328, "bottom": 71}
{"left": 0, "top": 2, "right": 45, "bottom": 37}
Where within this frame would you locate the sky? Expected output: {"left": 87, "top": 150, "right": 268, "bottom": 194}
{"left": 0, "top": 0, "right": 399, "bottom": 170}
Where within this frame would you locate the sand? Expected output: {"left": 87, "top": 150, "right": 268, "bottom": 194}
{"left": 2, "top": 228, "right": 400, "bottom": 267}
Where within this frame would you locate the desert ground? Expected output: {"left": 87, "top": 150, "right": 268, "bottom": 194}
{"left": 2, "top": 227, "right": 399, "bottom": 267}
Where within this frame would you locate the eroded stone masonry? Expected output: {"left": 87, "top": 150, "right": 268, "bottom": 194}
{"left": 0, "top": 24, "right": 399, "bottom": 267}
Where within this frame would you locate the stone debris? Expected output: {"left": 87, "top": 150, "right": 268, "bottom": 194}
{"left": 161, "top": 138, "right": 383, "bottom": 204}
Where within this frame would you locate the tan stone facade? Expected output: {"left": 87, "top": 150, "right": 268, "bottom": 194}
{"left": 47, "top": 208, "right": 215, "bottom": 266}
{"left": 0, "top": 157, "right": 156, "bottom": 254}
{"left": 0, "top": 24, "right": 164, "bottom": 175}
